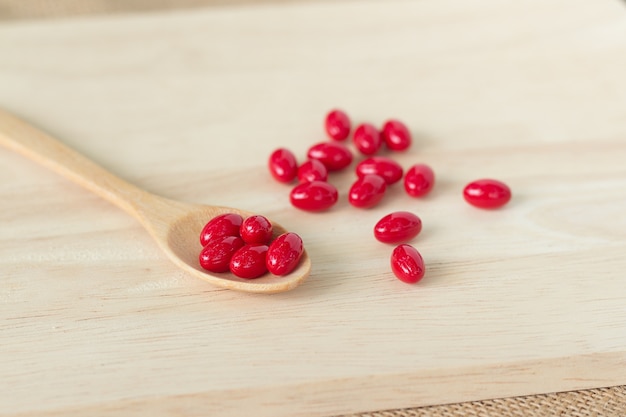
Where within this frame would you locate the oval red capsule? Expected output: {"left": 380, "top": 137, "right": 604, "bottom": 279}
{"left": 404, "top": 164, "right": 435, "bottom": 197}
{"left": 200, "top": 213, "right": 243, "bottom": 246}
{"left": 240, "top": 215, "right": 273, "bottom": 244}
{"left": 290, "top": 181, "right": 339, "bottom": 211}
{"left": 297, "top": 159, "right": 328, "bottom": 183}
{"left": 348, "top": 174, "right": 387, "bottom": 209}
{"left": 307, "top": 142, "right": 353, "bottom": 172}
{"left": 374, "top": 211, "right": 422, "bottom": 244}
{"left": 199, "top": 235, "right": 245, "bottom": 273}
{"left": 391, "top": 244, "right": 425, "bottom": 284}
{"left": 382, "top": 120, "right": 411, "bottom": 151}
{"left": 353, "top": 123, "right": 382, "bottom": 155}
{"left": 325, "top": 109, "right": 351, "bottom": 141}
{"left": 268, "top": 148, "right": 298, "bottom": 183}
{"left": 463, "top": 179, "right": 511, "bottom": 209}
{"left": 266, "top": 232, "right": 304, "bottom": 276}
{"left": 355, "top": 156, "right": 403, "bottom": 185}
{"left": 230, "top": 244, "right": 269, "bottom": 279}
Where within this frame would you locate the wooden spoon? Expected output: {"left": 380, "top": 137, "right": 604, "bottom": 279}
{"left": 0, "top": 109, "right": 310, "bottom": 293}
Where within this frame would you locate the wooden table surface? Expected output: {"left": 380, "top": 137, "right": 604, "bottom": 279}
{"left": 1, "top": 0, "right": 626, "bottom": 416}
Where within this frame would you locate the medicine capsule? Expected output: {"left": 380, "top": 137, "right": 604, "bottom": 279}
{"left": 404, "top": 164, "right": 435, "bottom": 197}
{"left": 382, "top": 119, "right": 411, "bottom": 151}
{"left": 307, "top": 142, "right": 353, "bottom": 172}
{"left": 374, "top": 211, "right": 422, "bottom": 244}
{"left": 353, "top": 123, "right": 382, "bottom": 155}
{"left": 230, "top": 244, "right": 269, "bottom": 279}
{"left": 290, "top": 180, "right": 339, "bottom": 211}
{"left": 240, "top": 215, "right": 273, "bottom": 245}
{"left": 356, "top": 156, "right": 403, "bottom": 185}
{"left": 200, "top": 213, "right": 243, "bottom": 247}
{"left": 297, "top": 159, "right": 328, "bottom": 183}
{"left": 463, "top": 179, "right": 511, "bottom": 209}
{"left": 268, "top": 148, "right": 298, "bottom": 183}
{"left": 348, "top": 174, "right": 387, "bottom": 209}
{"left": 391, "top": 244, "right": 425, "bottom": 283}
{"left": 266, "top": 232, "right": 304, "bottom": 276}
{"left": 325, "top": 109, "right": 351, "bottom": 141}
{"left": 199, "top": 235, "right": 245, "bottom": 273}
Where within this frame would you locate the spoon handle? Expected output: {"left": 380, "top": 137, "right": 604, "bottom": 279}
{"left": 0, "top": 108, "right": 150, "bottom": 218}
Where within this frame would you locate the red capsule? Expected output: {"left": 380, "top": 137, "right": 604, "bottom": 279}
{"left": 382, "top": 120, "right": 411, "bottom": 151}
{"left": 374, "top": 211, "right": 422, "bottom": 244}
{"left": 391, "top": 244, "right": 425, "bottom": 284}
{"left": 266, "top": 232, "right": 304, "bottom": 276}
{"left": 404, "top": 164, "right": 435, "bottom": 197}
{"left": 268, "top": 148, "right": 298, "bottom": 183}
{"left": 353, "top": 123, "right": 382, "bottom": 155}
{"left": 325, "top": 109, "right": 351, "bottom": 141}
{"left": 199, "top": 235, "right": 245, "bottom": 273}
{"left": 200, "top": 213, "right": 243, "bottom": 246}
{"left": 230, "top": 244, "right": 269, "bottom": 279}
{"left": 240, "top": 215, "right": 273, "bottom": 244}
{"left": 290, "top": 181, "right": 338, "bottom": 211}
{"left": 463, "top": 179, "right": 511, "bottom": 209}
{"left": 297, "top": 159, "right": 328, "bottom": 183}
{"left": 355, "top": 156, "right": 403, "bottom": 185}
{"left": 307, "top": 142, "right": 353, "bottom": 172}
{"left": 348, "top": 174, "right": 387, "bottom": 209}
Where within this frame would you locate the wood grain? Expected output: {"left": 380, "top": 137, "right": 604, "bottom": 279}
{"left": 1, "top": 0, "right": 626, "bottom": 415}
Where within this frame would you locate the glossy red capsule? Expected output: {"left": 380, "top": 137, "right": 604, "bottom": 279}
{"left": 290, "top": 181, "right": 338, "bottom": 211}
{"left": 230, "top": 244, "right": 269, "bottom": 279}
{"left": 240, "top": 215, "right": 273, "bottom": 244}
{"left": 200, "top": 213, "right": 243, "bottom": 246}
{"left": 266, "top": 232, "right": 304, "bottom": 276}
{"left": 199, "top": 235, "right": 245, "bottom": 273}
{"left": 374, "top": 211, "right": 422, "bottom": 244}
{"left": 404, "top": 164, "right": 435, "bottom": 197}
{"left": 348, "top": 174, "right": 387, "bottom": 209}
{"left": 297, "top": 159, "right": 328, "bottom": 183}
{"left": 353, "top": 123, "right": 382, "bottom": 155}
{"left": 355, "top": 156, "right": 403, "bottom": 185}
{"left": 391, "top": 244, "right": 425, "bottom": 284}
{"left": 463, "top": 179, "right": 511, "bottom": 209}
{"left": 268, "top": 148, "right": 298, "bottom": 183}
{"left": 325, "top": 109, "right": 351, "bottom": 141}
{"left": 307, "top": 142, "right": 353, "bottom": 172}
{"left": 382, "top": 120, "right": 411, "bottom": 151}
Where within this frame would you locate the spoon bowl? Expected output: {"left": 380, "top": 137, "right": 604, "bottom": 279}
{"left": 0, "top": 109, "right": 310, "bottom": 293}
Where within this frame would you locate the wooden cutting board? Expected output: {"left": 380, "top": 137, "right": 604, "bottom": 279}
{"left": 1, "top": 0, "right": 625, "bottom": 415}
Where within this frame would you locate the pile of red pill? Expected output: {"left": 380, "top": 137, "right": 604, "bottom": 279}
{"left": 267, "top": 108, "right": 512, "bottom": 285}
{"left": 198, "top": 213, "right": 304, "bottom": 279}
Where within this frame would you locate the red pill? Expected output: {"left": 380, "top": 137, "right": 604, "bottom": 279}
{"left": 307, "top": 142, "right": 353, "bottom": 172}
{"left": 199, "top": 235, "right": 245, "bottom": 273}
{"left": 348, "top": 174, "right": 387, "bottom": 209}
{"left": 353, "top": 123, "right": 382, "bottom": 155}
{"left": 240, "top": 215, "right": 273, "bottom": 244}
{"left": 268, "top": 148, "right": 298, "bottom": 183}
{"left": 404, "top": 164, "right": 435, "bottom": 197}
{"left": 297, "top": 159, "right": 328, "bottom": 183}
{"left": 374, "top": 211, "right": 422, "bottom": 244}
{"left": 230, "top": 244, "right": 269, "bottom": 279}
{"left": 290, "top": 181, "right": 338, "bottom": 211}
{"left": 200, "top": 213, "right": 243, "bottom": 246}
{"left": 356, "top": 156, "right": 403, "bottom": 185}
{"left": 463, "top": 179, "right": 511, "bottom": 209}
{"left": 391, "top": 244, "right": 425, "bottom": 284}
{"left": 267, "top": 232, "right": 304, "bottom": 276}
{"left": 325, "top": 109, "right": 351, "bottom": 141}
{"left": 382, "top": 120, "right": 411, "bottom": 151}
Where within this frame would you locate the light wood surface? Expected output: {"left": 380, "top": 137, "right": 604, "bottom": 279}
{"left": 1, "top": 0, "right": 625, "bottom": 416}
